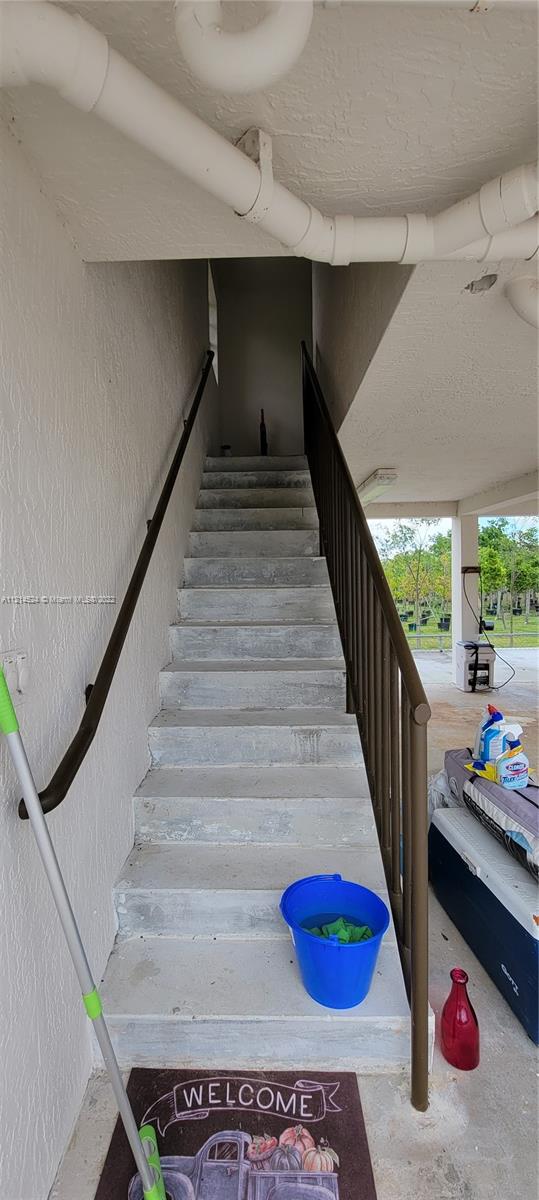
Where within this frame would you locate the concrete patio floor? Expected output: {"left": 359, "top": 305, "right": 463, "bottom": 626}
{"left": 50, "top": 648, "right": 538, "bottom": 1200}
{"left": 51, "top": 889, "right": 538, "bottom": 1200}
{"left": 414, "top": 647, "right": 538, "bottom": 774}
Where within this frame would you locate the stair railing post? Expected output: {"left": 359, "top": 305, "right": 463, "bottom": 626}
{"left": 410, "top": 715, "right": 429, "bottom": 1112}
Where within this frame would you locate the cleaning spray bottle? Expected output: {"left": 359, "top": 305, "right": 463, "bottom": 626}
{"left": 473, "top": 706, "right": 523, "bottom": 763}
{"left": 473, "top": 706, "right": 505, "bottom": 760}
{"left": 495, "top": 738, "right": 529, "bottom": 790}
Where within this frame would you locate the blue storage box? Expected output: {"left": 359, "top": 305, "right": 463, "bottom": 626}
{"left": 429, "top": 808, "right": 539, "bottom": 1044}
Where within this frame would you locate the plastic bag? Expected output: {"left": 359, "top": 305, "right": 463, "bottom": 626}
{"left": 428, "top": 769, "right": 463, "bottom": 825}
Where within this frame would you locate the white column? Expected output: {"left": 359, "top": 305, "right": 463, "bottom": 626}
{"left": 452, "top": 514, "right": 480, "bottom": 683}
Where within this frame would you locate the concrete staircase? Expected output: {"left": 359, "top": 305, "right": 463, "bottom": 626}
{"left": 100, "top": 456, "right": 411, "bottom": 1072}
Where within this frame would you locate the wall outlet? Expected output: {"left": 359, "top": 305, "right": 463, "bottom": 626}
{"left": 1, "top": 651, "right": 28, "bottom": 698}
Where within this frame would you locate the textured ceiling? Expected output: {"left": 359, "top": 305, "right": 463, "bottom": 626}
{"left": 339, "top": 260, "right": 539, "bottom": 504}
{"left": 0, "top": 1, "right": 537, "bottom": 260}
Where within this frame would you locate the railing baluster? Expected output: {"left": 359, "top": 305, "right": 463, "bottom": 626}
{"left": 350, "top": 519, "right": 359, "bottom": 711}
{"left": 328, "top": 451, "right": 333, "bottom": 580}
{"left": 360, "top": 542, "right": 367, "bottom": 728}
{"left": 374, "top": 595, "right": 383, "bottom": 827}
{"left": 318, "top": 426, "right": 325, "bottom": 556}
{"left": 401, "top": 685, "right": 412, "bottom": 957}
{"left": 341, "top": 478, "right": 346, "bottom": 637}
{"left": 336, "top": 468, "right": 340, "bottom": 624}
{"left": 381, "top": 624, "right": 391, "bottom": 853}
{"left": 367, "top": 575, "right": 376, "bottom": 790}
{"left": 389, "top": 650, "right": 402, "bottom": 927}
{"left": 343, "top": 497, "right": 352, "bottom": 710}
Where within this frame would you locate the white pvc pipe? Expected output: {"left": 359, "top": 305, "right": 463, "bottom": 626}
{"left": 0, "top": 1, "right": 537, "bottom": 265}
{"left": 431, "top": 163, "right": 539, "bottom": 256}
{"left": 442, "top": 216, "right": 539, "bottom": 262}
{"left": 174, "top": 1, "right": 314, "bottom": 94}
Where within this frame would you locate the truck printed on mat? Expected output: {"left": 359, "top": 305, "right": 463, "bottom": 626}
{"left": 128, "top": 1130, "right": 340, "bottom": 1200}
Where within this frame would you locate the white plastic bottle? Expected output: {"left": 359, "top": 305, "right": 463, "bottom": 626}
{"left": 496, "top": 739, "right": 529, "bottom": 790}
{"left": 473, "top": 706, "right": 504, "bottom": 760}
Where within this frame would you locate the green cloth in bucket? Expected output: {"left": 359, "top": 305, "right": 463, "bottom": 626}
{"left": 308, "top": 916, "right": 374, "bottom": 944}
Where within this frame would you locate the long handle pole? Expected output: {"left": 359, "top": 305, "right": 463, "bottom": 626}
{"left": 0, "top": 672, "right": 163, "bottom": 1200}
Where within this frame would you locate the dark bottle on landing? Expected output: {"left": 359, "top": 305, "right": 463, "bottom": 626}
{"left": 260, "top": 408, "right": 268, "bottom": 456}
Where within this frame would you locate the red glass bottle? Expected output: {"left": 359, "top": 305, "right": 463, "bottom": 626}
{"left": 441, "top": 967, "right": 480, "bottom": 1070}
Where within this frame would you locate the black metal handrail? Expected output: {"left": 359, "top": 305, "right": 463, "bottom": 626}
{"left": 20, "top": 350, "right": 214, "bottom": 820}
{"left": 302, "top": 342, "right": 431, "bottom": 1111}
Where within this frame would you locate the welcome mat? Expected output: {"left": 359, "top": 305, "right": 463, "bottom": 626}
{"left": 95, "top": 1068, "right": 377, "bottom": 1199}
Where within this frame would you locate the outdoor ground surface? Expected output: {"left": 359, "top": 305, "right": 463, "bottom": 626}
{"left": 51, "top": 889, "right": 538, "bottom": 1200}
{"left": 414, "top": 646, "right": 538, "bottom": 774}
{"left": 51, "top": 649, "right": 538, "bottom": 1200}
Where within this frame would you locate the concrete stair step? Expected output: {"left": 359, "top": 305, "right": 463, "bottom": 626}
{"left": 202, "top": 470, "right": 311, "bottom": 490}
{"left": 170, "top": 622, "right": 342, "bottom": 661}
{"left": 205, "top": 456, "right": 307, "bottom": 472}
{"left": 188, "top": 530, "right": 319, "bottom": 558}
{"left": 159, "top": 660, "right": 346, "bottom": 710}
{"left": 178, "top": 586, "right": 335, "bottom": 623}
{"left": 149, "top": 709, "right": 361, "bottom": 767}
{"left": 134, "top": 795, "right": 374, "bottom": 848}
{"left": 114, "top": 844, "right": 388, "bottom": 938}
{"left": 88, "top": 450, "right": 421, "bottom": 1086}
{"left": 136, "top": 764, "right": 369, "bottom": 801}
{"left": 184, "top": 557, "right": 329, "bottom": 587}
{"left": 100, "top": 937, "right": 412, "bottom": 1072}
{"left": 197, "top": 488, "right": 314, "bottom": 509}
{"left": 193, "top": 507, "right": 319, "bottom": 531}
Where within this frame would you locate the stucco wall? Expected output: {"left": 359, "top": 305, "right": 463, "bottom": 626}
{"left": 0, "top": 123, "right": 217, "bottom": 1199}
{"left": 312, "top": 261, "right": 414, "bottom": 430}
{"left": 212, "top": 258, "right": 312, "bottom": 457}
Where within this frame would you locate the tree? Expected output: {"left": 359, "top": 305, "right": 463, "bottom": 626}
{"left": 428, "top": 532, "right": 452, "bottom": 615}
{"left": 479, "top": 518, "right": 538, "bottom": 626}
{"left": 479, "top": 518, "right": 511, "bottom": 553}
{"left": 379, "top": 520, "right": 439, "bottom": 630}
{"left": 383, "top": 555, "right": 409, "bottom": 606}
{"left": 479, "top": 546, "right": 506, "bottom": 604}
{"left": 375, "top": 515, "right": 538, "bottom": 645}
{"left": 512, "top": 529, "right": 539, "bottom": 623}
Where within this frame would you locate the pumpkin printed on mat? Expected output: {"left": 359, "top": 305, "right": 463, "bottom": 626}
{"left": 303, "top": 1139, "right": 341, "bottom": 1173}
{"left": 270, "top": 1143, "right": 304, "bottom": 1171}
{"left": 279, "top": 1124, "right": 316, "bottom": 1154}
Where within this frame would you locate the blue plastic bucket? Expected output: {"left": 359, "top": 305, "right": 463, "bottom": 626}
{"left": 280, "top": 873, "right": 390, "bottom": 1009}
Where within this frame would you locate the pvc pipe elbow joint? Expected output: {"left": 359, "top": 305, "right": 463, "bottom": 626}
{"left": 504, "top": 274, "right": 539, "bottom": 328}
{"left": 0, "top": 1, "right": 109, "bottom": 112}
{"left": 174, "top": 0, "right": 314, "bottom": 94}
{"left": 432, "top": 161, "right": 539, "bottom": 257}
{"left": 480, "top": 163, "right": 539, "bottom": 234}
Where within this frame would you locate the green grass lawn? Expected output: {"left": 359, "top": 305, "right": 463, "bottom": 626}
{"left": 400, "top": 610, "right": 539, "bottom": 650}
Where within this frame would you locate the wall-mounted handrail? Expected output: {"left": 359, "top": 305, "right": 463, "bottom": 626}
{"left": 19, "top": 350, "right": 214, "bottom": 820}
{"left": 301, "top": 342, "right": 431, "bottom": 1111}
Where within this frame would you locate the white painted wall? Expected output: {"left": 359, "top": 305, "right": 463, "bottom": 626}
{"left": 312, "top": 261, "right": 413, "bottom": 431}
{"left": 0, "top": 122, "right": 217, "bottom": 1200}
{"left": 212, "top": 258, "right": 312, "bottom": 456}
